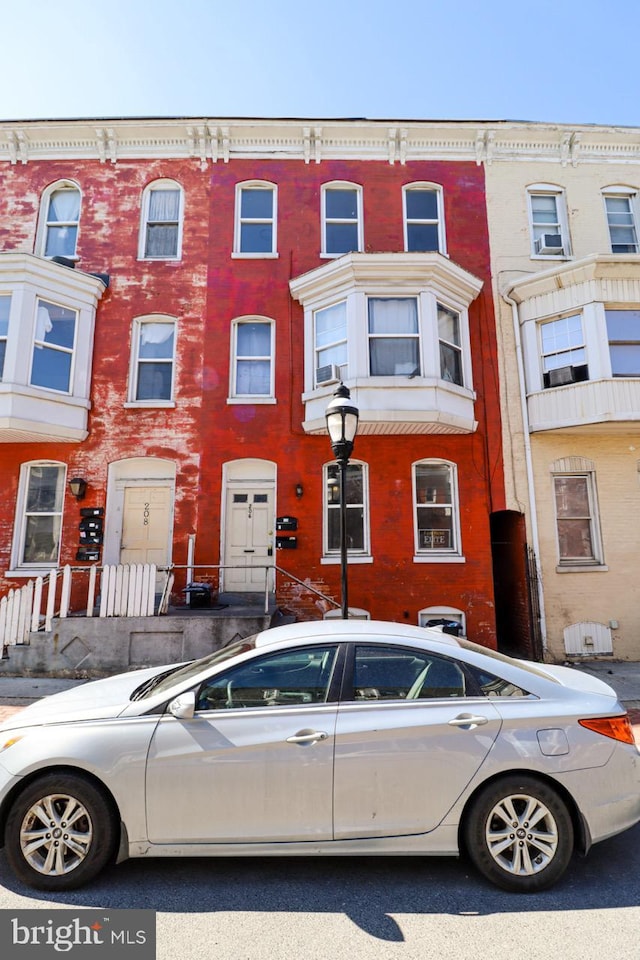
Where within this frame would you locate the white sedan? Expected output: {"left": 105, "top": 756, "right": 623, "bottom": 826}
{"left": 0, "top": 620, "right": 638, "bottom": 893}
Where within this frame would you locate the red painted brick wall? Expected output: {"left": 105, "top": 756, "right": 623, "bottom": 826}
{"left": 0, "top": 155, "right": 504, "bottom": 647}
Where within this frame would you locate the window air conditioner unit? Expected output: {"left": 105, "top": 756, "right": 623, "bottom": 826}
{"left": 535, "top": 233, "right": 564, "bottom": 255}
{"left": 548, "top": 365, "right": 576, "bottom": 387}
{"left": 316, "top": 363, "right": 341, "bottom": 385}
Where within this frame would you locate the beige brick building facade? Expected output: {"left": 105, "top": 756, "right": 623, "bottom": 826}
{"left": 483, "top": 123, "right": 640, "bottom": 660}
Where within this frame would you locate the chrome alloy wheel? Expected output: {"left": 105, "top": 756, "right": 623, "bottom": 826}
{"left": 19, "top": 792, "right": 93, "bottom": 877}
{"left": 485, "top": 792, "right": 559, "bottom": 876}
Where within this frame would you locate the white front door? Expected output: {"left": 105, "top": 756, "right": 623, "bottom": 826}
{"left": 120, "top": 485, "right": 172, "bottom": 567}
{"left": 224, "top": 486, "right": 274, "bottom": 591}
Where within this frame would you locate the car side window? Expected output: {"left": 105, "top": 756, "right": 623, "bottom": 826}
{"left": 466, "top": 665, "right": 532, "bottom": 698}
{"left": 352, "top": 645, "right": 466, "bottom": 700}
{"left": 196, "top": 645, "right": 338, "bottom": 710}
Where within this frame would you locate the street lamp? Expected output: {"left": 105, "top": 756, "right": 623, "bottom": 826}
{"left": 325, "top": 383, "right": 359, "bottom": 619}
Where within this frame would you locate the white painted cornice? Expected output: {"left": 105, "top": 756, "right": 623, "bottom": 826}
{"left": 1, "top": 117, "right": 640, "bottom": 166}
{"left": 507, "top": 253, "right": 640, "bottom": 303}
{"left": 290, "top": 252, "right": 483, "bottom": 305}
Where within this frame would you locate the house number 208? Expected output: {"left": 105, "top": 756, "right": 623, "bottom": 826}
{"left": 143, "top": 502, "right": 150, "bottom": 525}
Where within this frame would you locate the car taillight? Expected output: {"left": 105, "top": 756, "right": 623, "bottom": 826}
{"left": 579, "top": 715, "right": 636, "bottom": 745}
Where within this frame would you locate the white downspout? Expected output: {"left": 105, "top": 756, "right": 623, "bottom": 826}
{"left": 502, "top": 288, "right": 548, "bottom": 657}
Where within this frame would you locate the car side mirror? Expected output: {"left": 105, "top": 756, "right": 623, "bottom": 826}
{"left": 168, "top": 691, "right": 196, "bottom": 720}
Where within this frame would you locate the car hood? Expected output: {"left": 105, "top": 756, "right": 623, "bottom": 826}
{"left": 520, "top": 661, "right": 619, "bottom": 699}
{"left": 0, "top": 664, "right": 173, "bottom": 731}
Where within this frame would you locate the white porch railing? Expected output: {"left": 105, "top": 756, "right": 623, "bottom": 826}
{"left": 0, "top": 564, "right": 174, "bottom": 646}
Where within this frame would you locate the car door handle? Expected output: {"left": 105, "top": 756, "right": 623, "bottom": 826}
{"left": 448, "top": 714, "right": 489, "bottom": 728}
{"left": 286, "top": 730, "right": 328, "bottom": 744}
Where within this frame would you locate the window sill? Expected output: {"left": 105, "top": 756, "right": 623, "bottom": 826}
{"left": 530, "top": 253, "right": 572, "bottom": 261}
{"left": 136, "top": 256, "right": 182, "bottom": 263}
{"left": 5, "top": 568, "right": 56, "bottom": 579}
{"left": 413, "top": 554, "right": 466, "bottom": 563}
{"left": 123, "top": 401, "right": 176, "bottom": 409}
{"left": 226, "top": 397, "right": 276, "bottom": 405}
{"left": 319, "top": 251, "right": 363, "bottom": 259}
{"left": 231, "top": 252, "right": 279, "bottom": 259}
{"left": 556, "top": 563, "right": 608, "bottom": 573}
{"left": 321, "top": 555, "right": 373, "bottom": 565}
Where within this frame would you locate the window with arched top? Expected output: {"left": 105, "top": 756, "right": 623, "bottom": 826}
{"left": 601, "top": 185, "right": 639, "bottom": 253}
{"left": 11, "top": 461, "right": 66, "bottom": 570}
{"left": 526, "top": 183, "right": 571, "bottom": 258}
{"left": 139, "top": 180, "right": 184, "bottom": 260}
{"left": 128, "top": 315, "right": 177, "bottom": 405}
{"left": 322, "top": 459, "right": 370, "bottom": 559}
{"left": 321, "top": 181, "right": 363, "bottom": 256}
{"left": 403, "top": 183, "right": 446, "bottom": 254}
{"left": 37, "top": 181, "right": 81, "bottom": 259}
{"left": 551, "top": 457, "right": 604, "bottom": 567}
{"left": 234, "top": 181, "right": 277, "bottom": 255}
{"left": 412, "top": 460, "right": 462, "bottom": 560}
{"left": 229, "top": 316, "right": 275, "bottom": 400}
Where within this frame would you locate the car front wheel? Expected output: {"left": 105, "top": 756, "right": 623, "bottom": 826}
{"left": 4, "top": 773, "right": 117, "bottom": 891}
{"left": 463, "top": 775, "right": 574, "bottom": 892}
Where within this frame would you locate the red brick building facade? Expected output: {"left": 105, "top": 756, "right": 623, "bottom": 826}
{"left": 0, "top": 119, "right": 508, "bottom": 648}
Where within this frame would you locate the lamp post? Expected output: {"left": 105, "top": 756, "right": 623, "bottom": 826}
{"left": 325, "top": 383, "right": 359, "bottom": 619}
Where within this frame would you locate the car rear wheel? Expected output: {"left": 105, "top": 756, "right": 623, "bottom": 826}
{"left": 463, "top": 775, "right": 574, "bottom": 892}
{"left": 4, "top": 773, "right": 117, "bottom": 891}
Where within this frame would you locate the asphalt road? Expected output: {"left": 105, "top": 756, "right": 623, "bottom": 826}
{"left": 1, "top": 829, "right": 639, "bottom": 960}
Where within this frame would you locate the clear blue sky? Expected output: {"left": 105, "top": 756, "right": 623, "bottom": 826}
{"left": 1, "top": 0, "right": 637, "bottom": 127}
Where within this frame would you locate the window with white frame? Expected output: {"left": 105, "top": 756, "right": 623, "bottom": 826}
{"left": 14, "top": 463, "right": 65, "bottom": 567}
{"left": 324, "top": 461, "right": 369, "bottom": 556}
{"left": 231, "top": 318, "right": 274, "bottom": 398}
{"left": 322, "top": 183, "right": 362, "bottom": 256}
{"left": 368, "top": 297, "right": 420, "bottom": 376}
{"left": 403, "top": 184, "right": 445, "bottom": 253}
{"left": 603, "top": 190, "right": 639, "bottom": 253}
{"left": 314, "top": 301, "right": 347, "bottom": 385}
{"left": 0, "top": 295, "right": 9, "bottom": 380}
{"left": 139, "top": 180, "right": 183, "bottom": 259}
{"left": 413, "top": 461, "right": 460, "bottom": 555}
{"left": 527, "top": 186, "right": 570, "bottom": 257}
{"left": 30, "top": 298, "right": 77, "bottom": 393}
{"left": 234, "top": 182, "right": 277, "bottom": 255}
{"left": 553, "top": 470, "right": 602, "bottom": 565}
{"left": 438, "top": 303, "right": 463, "bottom": 385}
{"left": 38, "top": 182, "right": 81, "bottom": 259}
{"left": 605, "top": 309, "right": 640, "bottom": 375}
{"left": 540, "top": 314, "right": 588, "bottom": 388}
{"left": 130, "top": 317, "right": 176, "bottom": 403}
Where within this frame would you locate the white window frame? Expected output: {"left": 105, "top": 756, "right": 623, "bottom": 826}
{"left": 228, "top": 316, "right": 275, "bottom": 403}
{"left": 321, "top": 182, "right": 363, "bottom": 257}
{"left": 403, "top": 182, "right": 446, "bottom": 254}
{"left": 126, "top": 315, "right": 177, "bottom": 407}
{"left": 36, "top": 180, "right": 81, "bottom": 260}
{"left": 602, "top": 186, "right": 640, "bottom": 254}
{"left": 367, "top": 296, "right": 420, "bottom": 377}
{"left": 314, "top": 300, "right": 348, "bottom": 386}
{"left": 138, "top": 179, "right": 184, "bottom": 260}
{"left": 11, "top": 461, "right": 66, "bottom": 572}
{"left": 552, "top": 466, "right": 603, "bottom": 568}
{"left": 412, "top": 459, "right": 463, "bottom": 562}
{"left": 606, "top": 307, "right": 640, "bottom": 376}
{"left": 419, "top": 605, "right": 466, "bottom": 634}
{"left": 539, "top": 313, "right": 588, "bottom": 388}
{"left": 233, "top": 181, "right": 278, "bottom": 257}
{"left": 527, "top": 184, "right": 571, "bottom": 259}
{"left": 30, "top": 297, "right": 78, "bottom": 395}
{"left": 322, "top": 459, "right": 371, "bottom": 562}
{"left": 0, "top": 293, "right": 10, "bottom": 380}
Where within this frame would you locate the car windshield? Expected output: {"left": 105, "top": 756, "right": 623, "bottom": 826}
{"left": 456, "top": 637, "right": 560, "bottom": 684}
{"left": 133, "top": 636, "right": 258, "bottom": 700}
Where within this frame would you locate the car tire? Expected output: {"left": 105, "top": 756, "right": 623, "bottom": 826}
{"left": 4, "top": 772, "right": 117, "bottom": 891}
{"left": 463, "top": 775, "right": 574, "bottom": 892}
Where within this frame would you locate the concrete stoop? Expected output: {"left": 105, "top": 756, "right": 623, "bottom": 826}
{"left": 0, "top": 606, "right": 282, "bottom": 678}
